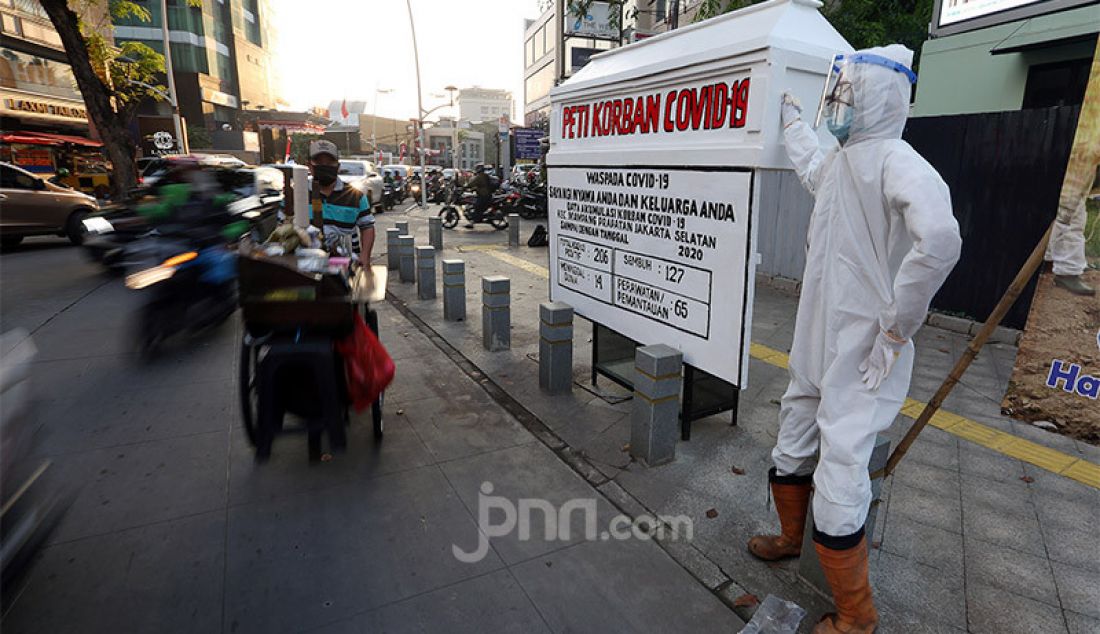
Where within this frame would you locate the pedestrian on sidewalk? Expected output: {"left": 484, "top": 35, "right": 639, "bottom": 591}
{"left": 309, "top": 139, "right": 376, "bottom": 262}
{"left": 751, "top": 45, "right": 962, "bottom": 634}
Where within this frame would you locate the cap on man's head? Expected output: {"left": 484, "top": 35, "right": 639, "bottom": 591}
{"left": 309, "top": 139, "right": 339, "bottom": 160}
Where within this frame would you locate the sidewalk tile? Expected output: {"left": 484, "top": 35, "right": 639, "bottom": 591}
{"left": 959, "top": 443, "right": 1025, "bottom": 484}
{"left": 227, "top": 412, "right": 435, "bottom": 507}
{"left": 439, "top": 442, "right": 619, "bottom": 564}
{"left": 869, "top": 550, "right": 967, "bottom": 631}
{"left": 1043, "top": 524, "right": 1100, "bottom": 574}
{"left": 1066, "top": 610, "right": 1100, "bottom": 634}
{"left": 963, "top": 502, "right": 1046, "bottom": 557}
{"left": 879, "top": 514, "right": 964, "bottom": 577}
{"left": 224, "top": 466, "right": 502, "bottom": 633}
{"left": 47, "top": 429, "right": 228, "bottom": 544}
{"left": 964, "top": 537, "right": 1060, "bottom": 606}
{"left": 891, "top": 459, "right": 962, "bottom": 495}
{"left": 888, "top": 481, "right": 962, "bottom": 534}
{"left": 1051, "top": 562, "right": 1100, "bottom": 619}
{"left": 2, "top": 511, "right": 225, "bottom": 634}
{"left": 312, "top": 569, "right": 550, "bottom": 634}
{"left": 511, "top": 536, "right": 742, "bottom": 632}
{"left": 399, "top": 395, "right": 533, "bottom": 463}
{"left": 966, "top": 581, "right": 1068, "bottom": 634}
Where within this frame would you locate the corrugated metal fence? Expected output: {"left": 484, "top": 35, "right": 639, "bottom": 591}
{"left": 754, "top": 106, "right": 1081, "bottom": 331}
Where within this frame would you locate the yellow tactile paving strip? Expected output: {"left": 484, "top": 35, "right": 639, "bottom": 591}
{"left": 471, "top": 246, "right": 1100, "bottom": 490}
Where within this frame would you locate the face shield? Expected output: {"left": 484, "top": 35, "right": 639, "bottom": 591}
{"left": 813, "top": 52, "right": 918, "bottom": 131}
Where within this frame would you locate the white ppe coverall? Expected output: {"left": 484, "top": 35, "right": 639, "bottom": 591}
{"left": 1045, "top": 198, "right": 1087, "bottom": 277}
{"left": 773, "top": 45, "right": 963, "bottom": 537}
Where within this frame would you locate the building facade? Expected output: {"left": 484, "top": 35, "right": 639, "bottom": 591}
{"left": 113, "top": 0, "right": 279, "bottom": 136}
{"left": 0, "top": 0, "right": 99, "bottom": 138}
{"left": 456, "top": 87, "right": 513, "bottom": 124}
{"left": 913, "top": 2, "right": 1099, "bottom": 116}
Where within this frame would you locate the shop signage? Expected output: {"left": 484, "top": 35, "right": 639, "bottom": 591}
{"left": 2, "top": 97, "right": 87, "bottom": 121}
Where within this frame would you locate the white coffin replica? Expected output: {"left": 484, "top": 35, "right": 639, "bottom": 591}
{"left": 547, "top": 0, "right": 851, "bottom": 386}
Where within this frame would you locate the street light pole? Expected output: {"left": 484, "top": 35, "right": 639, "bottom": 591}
{"left": 445, "top": 85, "right": 458, "bottom": 171}
{"left": 372, "top": 86, "right": 392, "bottom": 165}
{"left": 406, "top": 0, "right": 427, "bottom": 208}
{"left": 159, "top": 0, "right": 185, "bottom": 153}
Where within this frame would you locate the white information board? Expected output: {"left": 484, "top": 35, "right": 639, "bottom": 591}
{"left": 548, "top": 166, "right": 754, "bottom": 385}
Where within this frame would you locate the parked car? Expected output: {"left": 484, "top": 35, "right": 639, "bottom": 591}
{"left": 0, "top": 162, "right": 99, "bottom": 247}
{"left": 82, "top": 165, "right": 285, "bottom": 270}
{"left": 337, "top": 159, "right": 383, "bottom": 208}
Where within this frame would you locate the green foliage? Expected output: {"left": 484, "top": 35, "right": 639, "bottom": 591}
{"left": 186, "top": 123, "right": 212, "bottom": 148}
{"left": 691, "top": 0, "right": 936, "bottom": 67}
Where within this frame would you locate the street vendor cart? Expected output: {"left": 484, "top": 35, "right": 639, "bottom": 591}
{"left": 236, "top": 244, "right": 389, "bottom": 462}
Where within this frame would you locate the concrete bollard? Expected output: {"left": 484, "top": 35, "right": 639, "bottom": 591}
{"left": 385, "top": 228, "right": 401, "bottom": 271}
{"left": 428, "top": 216, "right": 443, "bottom": 252}
{"left": 396, "top": 220, "right": 410, "bottom": 236}
{"left": 481, "top": 275, "right": 510, "bottom": 351}
{"left": 508, "top": 214, "right": 520, "bottom": 247}
{"left": 797, "top": 435, "right": 890, "bottom": 599}
{"left": 630, "top": 344, "right": 682, "bottom": 466}
{"left": 539, "top": 302, "right": 574, "bottom": 394}
{"left": 416, "top": 245, "right": 436, "bottom": 300}
{"left": 442, "top": 259, "right": 466, "bottom": 322}
{"left": 397, "top": 235, "right": 415, "bottom": 283}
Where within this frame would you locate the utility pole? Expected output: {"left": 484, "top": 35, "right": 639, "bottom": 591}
{"left": 406, "top": 0, "right": 427, "bottom": 207}
{"left": 669, "top": 0, "right": 680, "bottom": 30}
{"left": 159, "top": 0, "right": 185, "bottom": 153}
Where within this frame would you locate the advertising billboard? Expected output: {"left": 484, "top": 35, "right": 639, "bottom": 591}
{"left": 932, "top": 0, "right": 1098, "bottom": 36}
{"left": 564, "top": 1, "right": 619, "bottom": 40}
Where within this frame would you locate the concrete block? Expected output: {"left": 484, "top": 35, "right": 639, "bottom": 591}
{"left": 799, "top": 434, "right": 891, "bottom": 598}
{"left": 538, "top": 301, "right": 573, "bottom": 395}
{"left": 385, "top": 228, "right": 401, "bottom": 271}
{"left": 397, "top": 235, "right": 415, "bottom": 283}
{"left": 482, "top": 276, "right": 510, "bottom": 351}
{"left": 482, "top": 275, "right": 510, "bottom": 294}
{"left": 428, "top": 216, "right": 443, "bottom": 251}
{"left": 634, "top": 344, "right": 683, "bottom": 378}
{"left": 508, "top": 214, "right": 520, "bottom": 247}
{"left": 630, "top": 396, "right": 679, "bottom": 466}
{"left": 415, "top": 245, "right": 436, "bottom": 300}
{"left": 442, "top": 259, "right": 465, "bottom": 322}
{"left": 395, "top": 220, "right": 409, "bottom": 236}
{"left": 482, "top": 306, "right": 510, "bottom": 351}
{"left": 630, "top": 345, "right": 682, "bottom": 466}
{"left": 926, "top": 312, "right": 972, "bottom": 335}
{"left": 539, "top": 301, "right": 573, "bottom": 326}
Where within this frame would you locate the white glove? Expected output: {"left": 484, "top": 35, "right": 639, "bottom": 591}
{"left": 859, "top": 329, "right": 907, "bottom": 390}
{"left": 781, "top": 92, "right": 802, "bottom": 129}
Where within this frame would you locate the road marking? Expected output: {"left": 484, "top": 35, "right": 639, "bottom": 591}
{"left": 474, "top": 247, "right": 1100, "bottom": 489}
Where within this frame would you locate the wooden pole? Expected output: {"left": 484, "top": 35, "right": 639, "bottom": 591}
{"left": 877, "top": 221, "right": 1055, "bottom": 479}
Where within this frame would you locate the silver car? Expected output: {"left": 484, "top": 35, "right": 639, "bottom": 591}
{"left": 0, "top": 162, "right": 99, "bottom": 247}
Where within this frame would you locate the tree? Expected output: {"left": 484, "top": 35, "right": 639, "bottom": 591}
{"left": 692, "top": 0, "right": 935, "bottom": 68}
{"left": 40, "top": 0, "right": 190, "bottom": 197}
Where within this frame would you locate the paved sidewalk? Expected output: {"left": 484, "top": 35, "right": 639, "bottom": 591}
{"left": 383, "top": 207, "right": 1100, "bottom": 634}
{"left": 1, "top": 264, "right": 739, "bottom": 633}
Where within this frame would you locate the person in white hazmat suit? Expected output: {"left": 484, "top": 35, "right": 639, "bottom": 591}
{"left": 747, "top": 45, "right": 962, "bottom": 634}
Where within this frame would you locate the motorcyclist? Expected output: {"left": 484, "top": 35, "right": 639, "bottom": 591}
{"left": 48, "top": 167, "right": 72, "bottom": 188}
{"left": 467, "top": 164, "right": 493, "bottom": 228}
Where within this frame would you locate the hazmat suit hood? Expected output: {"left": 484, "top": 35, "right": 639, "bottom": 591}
{"left": 844, "top": 44, "right": 914, "bottom": 146}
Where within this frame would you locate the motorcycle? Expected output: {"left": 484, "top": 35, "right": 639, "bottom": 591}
{"left": 514, "top": 182, "right": 548, "bottom": 219}
{"left": 439, "top": 189, "right": 512, "bottom": 230}
{"left": 381, "top": 182, "right": 397, "bottom": 211}
{"left": 125, "top": 233, "right": 238, "bottom": 355}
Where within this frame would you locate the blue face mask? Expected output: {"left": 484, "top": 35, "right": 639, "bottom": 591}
{"left": 826, "top": 107, "right": 853, "bottom": 144}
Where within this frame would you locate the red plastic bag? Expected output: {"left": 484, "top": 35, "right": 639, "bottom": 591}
{"left": 335, "top": 312, "right": 395, "bottom": 412}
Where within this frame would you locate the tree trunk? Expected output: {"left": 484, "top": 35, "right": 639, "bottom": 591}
{"left": 39, "top": 0, "right": 138, "bottom": 198}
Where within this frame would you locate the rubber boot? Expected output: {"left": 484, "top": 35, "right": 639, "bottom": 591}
{"left": 1054, "top": 274, "right": 1096, "bottom": 296}
{"left": 747, "top": 468, "right": 812, "bottom": 561}
{"left": 812, "top": 532, "right": 878, "bottom": 634}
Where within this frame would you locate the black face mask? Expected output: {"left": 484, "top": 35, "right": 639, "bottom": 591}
{"left": 313, "top": 164, "right": 338, "bottom": 186}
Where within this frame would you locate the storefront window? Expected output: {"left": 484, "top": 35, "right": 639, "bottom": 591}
{"left": 0, "top": 48, "right": 81, "bottom": 101}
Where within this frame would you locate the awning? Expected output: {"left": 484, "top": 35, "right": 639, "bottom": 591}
{"left": 1, "top": 132, "right": 60, "bottom": 146}
{"left": 0, "top": 131, "right": 103, "bottom": 147}
{"left": 990, "top": 24, "right": 1097, "bottom": 56}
